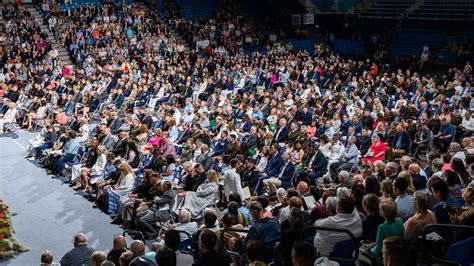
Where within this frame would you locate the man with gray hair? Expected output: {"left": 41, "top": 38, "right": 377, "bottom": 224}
{"left": 329, "top": 135, "right": 359, "bottom": 181}
{"left": 431, "top": 158, "right": 444, "bottom": 178}
{"left": 272, "top": 118, "right": 289, "bottom": 145}
{"left": 384, "top": 162, "right": 400, "bottom": 180}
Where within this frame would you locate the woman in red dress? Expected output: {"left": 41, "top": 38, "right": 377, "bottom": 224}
{"left": 362, "top": 133, "right": 387, "bottom": 164}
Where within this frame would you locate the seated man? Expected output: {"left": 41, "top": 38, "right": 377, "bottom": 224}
{"left": 246, "top": 201, "right": 280, "bottom": 244}
{"left": 329, "top": 136, "right": 358, "bottom": 181}
{"left": 392, "top": 124, "right": 412, "bottom": 158}
{"left": 136, "top": 181, "right": 175, "bottom": 239}
{"left": 434, "top": 118, "right": 456, "bottom": 152}
{"left": 60, "top": 233, "right": 96, "bottom": 266}
{"left": 257, "top": 143, "right": 283, "bottom": 194}
{"left": 263, "top": 152, "right": 295, "bottom": 194}
{"left": 313, "top": 197, "right": 362, "bottom": 256}
{"left": 50, "top": 131, "right": 81, "bottom": 177}
{"left": 296, "top": 143, "right": 328, "bottom": 186}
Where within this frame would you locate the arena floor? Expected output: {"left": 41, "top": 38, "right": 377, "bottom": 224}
{"left": 0, "top": 131, "right": 124, "bottom": 265}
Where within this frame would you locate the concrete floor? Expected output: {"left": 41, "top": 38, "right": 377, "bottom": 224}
{"left": 0, "top": 131, "right": 124, "bottom": 265}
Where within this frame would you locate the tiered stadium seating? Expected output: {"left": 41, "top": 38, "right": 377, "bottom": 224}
{"left": 389, "top": 28, "right": 446, "bottom": 58}
{"left": 408, "top": 0, "right": 474, "bottom": 20}
{"left": 288, "top": 39, "right": 315, "bottom": 54}
{"left": 312, "top": 0, "right": 361, "bottom": 13}
{"left": 437, "top": 31, "right": 474, "bottom": 64}
{"left": 360, "top": 0, "right": 415, "bottom": 18}
{"left": 175, "top": 0, "right": 222, "bottom": 19}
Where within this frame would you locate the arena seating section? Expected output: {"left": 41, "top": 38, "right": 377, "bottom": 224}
{"left": 409, "top": 0, "right": 474, "bottom": 20}
{"left": 389, "top": 28, "right": 447, "bottom": 58}
{"left": 360, "top": 0, "right": 415, "bottom": 18}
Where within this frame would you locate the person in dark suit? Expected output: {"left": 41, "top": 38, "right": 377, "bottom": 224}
{"left": 297, "top": 144, "right": 328, "bottom": 186}
{"left": 176, "top": 123, "right": 192, "bottom": 144}
{"left": 106, "top": 235, "right": 127, "bottom": 265}
{"left": 100, "top": 127, "right": 117, "bottom": 153}
{"left": 34, "top": 125, "right": 58, "bottom": 158}
{"left": 263, "top": 151, "right": 296, "bottom": 193}
{"left": 136, "top": 181, "right": 175, "bottom": 239}
{"left": 392, "top": 124, "right": 412, "bottom": 158}
{"left": 193, "top": 229, "right": 231, "bottom": 266}
{"left": 272, "top": 119, "right": 289, "bottom": 145}
{"left": 112, "top": 131, "right": 128, "bottom": 158}
{"left": 108, "top": 111, "right": 123, "bottom": 135}
{"left": 241, "top": 157, "right": 260, "bottom": 192}
{"left": 60, "top": 233, "right": 96, "bottom": 266}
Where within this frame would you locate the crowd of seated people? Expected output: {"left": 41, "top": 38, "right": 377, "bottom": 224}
{"left": 2, "top": 0, "right": 474, "bottom": 265}
{"left": 164, "top": 0, "right": 265, "bottom": 57}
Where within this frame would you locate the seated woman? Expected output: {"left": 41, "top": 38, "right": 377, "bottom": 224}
{"left": 142, "top": 128, "right": 163, "bottom": 154}
{"left": 429, "top": 177, "right": 461, "bottom": 224}
{"left": 361, "top": 193, "right": 384, "bottom": 242}
{"left": 362, "top": 134, "right": 386, "bottom": 165}
{"left": 0, "top": 102, "right": 17, "bottom": 133}
{"left": 184, "top": 170, "right": 219, "bottom": 219}
{"left": 364, "top": 198, "right": 405, "bottom": 266}
{"left": 103, "top": 163, "right": 136, "bottom": 214}
{"left": 113, "top": 170, "right": 161, "bottom": 228}
{"left": 73, "top": 145, "right": 108, "bottom": 192}
{"left": 24, "top": 100, "right": 47, "bottom": 131}
{"left": 160, "top": 155, "right": 177, "bottom": 183}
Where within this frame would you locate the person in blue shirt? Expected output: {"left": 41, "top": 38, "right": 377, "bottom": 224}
{"left": 51, "top": 131, "right": 81, "bottom": 177}
{"left": 434, "top": 118, "right": 456, "bottom": 152}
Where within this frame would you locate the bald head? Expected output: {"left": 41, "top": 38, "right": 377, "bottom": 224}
{"left": 74, "top": 233, "right": 87, "bottom": 247}
{"left": 130, "top": 240, "right": 145, "bottom": 257}
{"left": 113, "top": 235, "right": 127, "bottom": 250}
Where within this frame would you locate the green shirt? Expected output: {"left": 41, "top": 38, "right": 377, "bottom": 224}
{"left": 370, "top": 218, "right": 405, "bottom": 265}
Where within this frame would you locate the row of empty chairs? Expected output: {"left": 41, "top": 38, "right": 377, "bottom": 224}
{"left": 389, "top": 28, "right": 447, "bottom": 58}
{"left": 359, "top": 0, "right": 415, "bottom": 18}
{"left": 408, "top": 0, "right": 474, "bottom": 21}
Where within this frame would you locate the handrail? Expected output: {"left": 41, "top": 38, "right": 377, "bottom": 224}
{"left": 301, "top": 225, "right": 360, "bottom": 264}
{"left": 421, "top": 224, "right": 474, "bottom": 265}
{"left": 220, "top": 228, "right": 251, "bottom": 265}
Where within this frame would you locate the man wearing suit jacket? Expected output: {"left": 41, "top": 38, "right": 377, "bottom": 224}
{"left": 112, "top": 131, "right": 127, "bottom": 157}
{"left": 297, "top": 144, "right": 328, "bottom": 186}
{"left": 176, "top": 123, "right": 192, "bottom": 144}
{"left": 108, "top": 111, "right": 123, "bottom": 135}
{"left": 272, "top": 119, "right": 289, "bottom": 145}
{"left": 100, "top": 127, "right": 117, "bottom": 153}
{"left": 392, "top": 124, "right": 412, "bottom": 158}
{"left": 263, "top": 152, "right": 295, "bottom": 193}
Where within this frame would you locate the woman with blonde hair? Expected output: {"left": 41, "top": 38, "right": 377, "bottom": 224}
{"left": 90, "top": 251, "right": 107, "bottom": 266}
{"left": 184, "top": 170, "right": 220, "bottom": 219}
{"left": 103, "top": 163, "right": 136, "bottom": 213}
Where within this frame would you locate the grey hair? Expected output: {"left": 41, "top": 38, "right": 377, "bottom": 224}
{"left": 336, "top": 187, "right": 351, "bottom": 199}
{"left": 339, "top": 170, "right": 350, "bottom": 180}
{"left": 325, "top": 196, "right": 338, "bottom": 214}
{"left": 432, "top": 158, "right": 443, "bottom": 170}
{"left": 179, "top": 209, "right": 192, "bottom": 223}
{"left": 276, "top": 188, "right": 287, "bottom": 200}
{"left": 385, "top": 162, "right": 400, "bottom": 176}
{"left": 413, "top": 191, "right": 429, "bottom": 210}
{"left": 249, "top": 201, "right": 263, "bottom": 214}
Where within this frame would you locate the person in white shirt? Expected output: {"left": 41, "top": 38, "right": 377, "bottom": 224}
{"left": 314, "top": 197, "right": 362, "bottom": 256}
